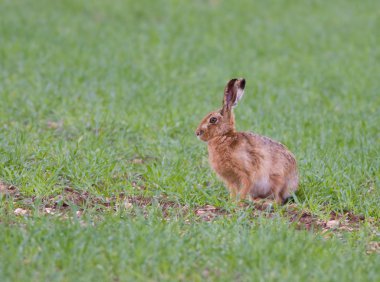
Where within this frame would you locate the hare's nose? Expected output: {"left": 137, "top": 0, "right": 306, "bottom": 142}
{"left": 195, "top": 130, "right": 204, "bottom": 136}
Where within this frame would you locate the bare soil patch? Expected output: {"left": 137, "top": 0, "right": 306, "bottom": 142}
{"left": 0, "top": 182, "right": 20, "bottom": 198}
{"left": 1, "top": 181, "right": 375, "bottom": 236}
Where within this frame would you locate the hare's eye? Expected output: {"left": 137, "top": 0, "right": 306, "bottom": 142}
{"left": 209, "top": 117, "right": 217, "bottom": 124}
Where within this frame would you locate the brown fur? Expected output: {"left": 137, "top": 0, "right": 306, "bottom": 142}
{"left": 195, "top": 78, "right": 298, "bottom": 204}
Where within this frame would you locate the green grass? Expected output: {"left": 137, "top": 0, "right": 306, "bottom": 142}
{"left": 0, "top": 0, "right": 379, "bottom": 281}
{"left": 0, "top": 213, "right": 379, "bottom": 282}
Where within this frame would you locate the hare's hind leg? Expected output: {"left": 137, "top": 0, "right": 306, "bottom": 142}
{"left": 273, "top": 186, "right": 293, "bottom": 205}
{"left": 270, "top": 171, "right": 298, "bottom": 204}
{"left": 269, "top": 174, "right": 288, "bottom": 205}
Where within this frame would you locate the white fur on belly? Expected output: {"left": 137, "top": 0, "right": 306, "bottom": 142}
{"left": 251, "top": 177, "right": 272, "bottom": 197}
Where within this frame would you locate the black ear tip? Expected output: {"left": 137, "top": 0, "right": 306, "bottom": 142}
{"left": 239, "top": 78, "right": 246, "bottom": 89}
{"left": 227, "top": 78, "right": 238, "bottom": 86}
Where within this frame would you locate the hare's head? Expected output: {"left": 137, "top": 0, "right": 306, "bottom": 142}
{"left": 195, "top": 78, "right": 246, "bottom": 142}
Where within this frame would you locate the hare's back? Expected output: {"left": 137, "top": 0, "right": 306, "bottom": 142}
{"left": 242, "top": 132, "right": 297, "bottom": 174}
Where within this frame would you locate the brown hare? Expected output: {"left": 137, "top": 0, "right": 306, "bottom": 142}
{"left": 195, "top": 78, "right": 298, "bottom": 204}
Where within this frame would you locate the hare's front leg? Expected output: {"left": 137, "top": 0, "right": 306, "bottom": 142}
{"left": 238, "top": 177, "right": 253, "bottom": 202}
{"left": 224, "top": 180, "right": 240, "bottom": 201}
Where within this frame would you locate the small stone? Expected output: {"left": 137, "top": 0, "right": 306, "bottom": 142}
{"left": 47, "top": 120, "right": 63, "bottom": 129}
{"left": 131, "top": 158, "right": 144, "bottom": 164}
{"left": 326, "top": 220, "right": 340, "bottom": 229}
{"left": 14, "top": 208, "right": 28, "bottom": 216}
{"left": 45, "top": 208, "right": 55, "bottom": 214}
{"left": 203, "top": 205, "right": 217, "bottom": 211}
{"left": 366, "top": 242, "right": 380, "bottom": 254}
{"left": 339, "top": 226, "right": 354, "bottom": 232}
{"left": 124, "top": 200, "right": 133, "bottom": 209}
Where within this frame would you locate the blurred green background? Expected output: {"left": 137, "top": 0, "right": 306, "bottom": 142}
{"left": 1, "top": 0, "right": 378, "bottom": 215}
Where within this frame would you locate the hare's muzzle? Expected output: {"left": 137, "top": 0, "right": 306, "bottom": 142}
{"left": 195, "top": 129, "right": 204, "bottom": 137}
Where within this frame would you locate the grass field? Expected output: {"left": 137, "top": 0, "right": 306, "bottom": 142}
{"left": 0, "top": 0, "right": 379, "bottom": 281}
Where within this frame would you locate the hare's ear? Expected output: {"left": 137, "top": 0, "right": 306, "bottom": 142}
{"left": 221, "top": 78, "right": 246, "bottom": 115}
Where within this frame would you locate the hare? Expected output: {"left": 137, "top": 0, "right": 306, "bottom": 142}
{"left": 195, "top": 78, "right": 298, "bottom": 204}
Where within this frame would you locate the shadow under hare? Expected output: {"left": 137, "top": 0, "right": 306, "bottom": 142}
{"left": 195, "top": 78, "right": 298, "bottom": 204}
